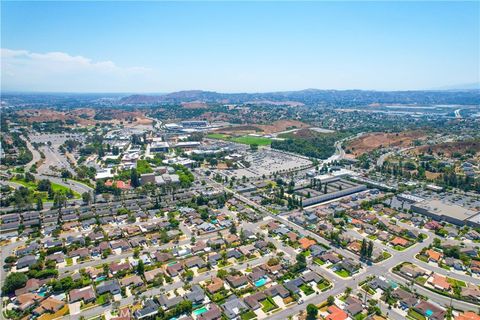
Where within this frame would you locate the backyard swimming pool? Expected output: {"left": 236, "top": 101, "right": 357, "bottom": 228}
{"left": 254, "top": 276, "right": 268, "bottom": 287}
{"left": 193, "top": 306, "right": 208, "bottom": 315}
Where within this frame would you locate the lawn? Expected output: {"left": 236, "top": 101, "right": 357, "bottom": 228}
{"left": 51, "top": 182, "right": 79, "bottom": 195}
{"left": 66, "top": 258, "right": 73, "bottom": 266}
{"left": 354, "top": 314, "right": 367, "bottom": 320}
{"left": 447, "top": 278, "right": 466, "bottom": 287}
{"left": 335, "top": 269, "right": 351, "bottom": 278}
{"left": 361, "top": 284, "right": 375, "bottom": 295}
{"left": 231, "top": 136, "right": 272, "bottom": 146}
{"left": 302, "top": 250, "right": 311, "bottom": 257}
{"left": 440, "top": 264, "right": 451, "bottom": 271}
{"left": 240, "top": 311, "right": 257, "bottom": 320}
{"left": 313, "top": 257, "right": 325, "bottom": 265}
{"left": 407, "top": 309, "right": 426, "bottom": 320}
{"left": 393, "top": 245, "right": 407, "bottom": 251}
{"left": 367, "top": 235, "right": 377, "bottom": 240}
{"left": 95, "top": 294, "right": 110, "bottom": 306}
{"left": 317, "top": 281, "right": 331, "bottom": 291}
{"left": 207, "top": 133, "right": 272, "bottom": 146}
{"left": 38, "top": 305, "right": 69, "bottom": 320}
{"left": 11, "top": 178, "right": 37, "bottom": 189}
{"left": 416, "top": 254, "right": 429, "bottom": 262}
{"left": 11, "top": 178, "right": 81, "bottom": 200}
{"left": 300, "top": 284, "right": 315, "bottom": 296}
{"left": 380, "top": 251, "right": 392, "bottom": 261}
{"left": 261, "top": 298, "right": 278, "bottom": 313}
{"left": 207, "top": 133, "right": 230, "bottom": 139}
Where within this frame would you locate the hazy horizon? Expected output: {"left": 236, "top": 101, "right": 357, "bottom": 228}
{"left": 2, "top": 84, "right": 480, "bottom": 96}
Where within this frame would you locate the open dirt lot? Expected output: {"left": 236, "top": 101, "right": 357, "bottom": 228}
{"left": 408, "top": 140, "right": 480, "bottom": 157}
{"left": 218, "top": 120, "right": 310, "bottom": 135}
{"left": 17, "top": 109, "right": 97, "bottom": 126}
{"left": 256, "top": 120, "right": 310, "bottom": 134}
{"left": 346, "top": 130, "right": 427, "bottom": 157}
{"left": 181, "top": 101, "right": 208, "bottom": 109}
{"left": 16, "top": 108, "right": 152, "bottom": 127}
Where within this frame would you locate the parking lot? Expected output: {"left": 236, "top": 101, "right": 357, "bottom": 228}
{"left": 220, "top": 149, "right": 312, "bottom": 179}
{"left": 29, "top": 133, "right": 85, "bottom": 174}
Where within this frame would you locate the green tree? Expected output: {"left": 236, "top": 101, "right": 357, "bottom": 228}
{"left": 367, "top": 240, "right": 374, "bottom": 259}
{"left": 82, "top": 192, "right": 91, "bottom": 204}
{"left": 2, "top": 272, "right": 28, "bottom": 294}
{"left": 229, "top": 223, "right": 237, "bottom": 235}
{"left": 136, "top": 260, "right": 145, "bottom": 275}
{"left": 216, "top": 269, "right": 228, "bottom": 279}
{"left": 327, "top": 295, "right": 335, "bottom": 306}
{"left": 344, "top": 287, "right": 352, "bottom": 297}
{"left": 306, "top": 304, "right": 318, "bottom": 320}
{"left": 360, "top": 239, "right": 367, "bottom": 258}
{"left": 130, "top": 168, "right": 140, "bottom": 188}
{"left": 37, "top": 179, "right": 52, "bottom": 192}
{"left": 36, "top": 197, "right": 43, "bottom": 211}
{"left": 293, "top": 253, "right": 307, "bottom": 272}
{"left": 53, "top": 192, "right": 67, "bottom": 208}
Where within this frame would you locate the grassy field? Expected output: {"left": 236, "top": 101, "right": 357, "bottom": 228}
{"left": 207, "top": 133, "right": 272, "bottom": 146}
{"left": 11, "top": 178, "right": 37, "bottom": 189}
{"left": 230, "top": 135, "right": 272, "bottom": 146}
{"left": 11, "top": 178, "right": 81, "bottom": 200}
{"left": 207, "top": 133, "right": 230, "bottom": 139}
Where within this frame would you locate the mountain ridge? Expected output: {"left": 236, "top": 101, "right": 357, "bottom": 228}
{"left": 117, "top": 88, "right": 480, "bottom": 105}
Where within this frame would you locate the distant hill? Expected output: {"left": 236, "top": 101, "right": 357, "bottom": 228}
{"left": 430, "top": 83, "right": 480, "bottom": 91}
{"left": 118, "top": 89, "right": 480, "bottom": 106}
{"left": 3, "top": 89, "right": 479, "bottom": 108}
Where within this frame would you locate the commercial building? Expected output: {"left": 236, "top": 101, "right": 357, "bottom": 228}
{"left": 302, "top": 183, "right": 367, "bottom": 207}
{"left": 180, "top": 120, "right": 208, "bottom": 128}
{"left": 411, "top": 199, "right": 480, "bottom": 227}
{"left": 150, "top": 141, "right": 169, "bottom": 153}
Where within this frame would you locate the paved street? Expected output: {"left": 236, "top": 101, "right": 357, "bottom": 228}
{"left": 1, "top": 171, "right": 478, "bottom": 320}
{"left": 67, "top": 255, "right": 272, "bottom": 320}
{"left": 202, "top": 174, "right": 480, "bottom": 316}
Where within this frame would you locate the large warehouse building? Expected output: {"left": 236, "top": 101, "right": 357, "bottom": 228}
{"left": 411, "top": 199, "right": 480, "bottom": 227}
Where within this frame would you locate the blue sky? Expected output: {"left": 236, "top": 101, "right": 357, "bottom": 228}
{"left": 1, "top": 1, "right": 479, "bottom": 93}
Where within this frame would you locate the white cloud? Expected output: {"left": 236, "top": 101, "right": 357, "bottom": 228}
{"left": 1, "top": 48, "right": 154, "bottom": 92}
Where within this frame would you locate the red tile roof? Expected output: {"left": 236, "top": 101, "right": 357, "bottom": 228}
{"left": 326, "top": 305, "right": 348, "bottom": 320}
